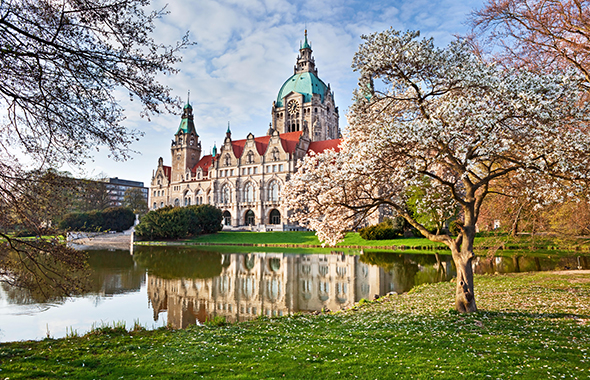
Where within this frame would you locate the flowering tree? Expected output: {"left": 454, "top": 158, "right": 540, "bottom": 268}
{"left": 285, "top": 29, "right": 590, "bottom": 313}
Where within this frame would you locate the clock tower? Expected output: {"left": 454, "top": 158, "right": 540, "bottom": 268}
{"left": 270, "top": 30, "right": 339, "bottom": 141}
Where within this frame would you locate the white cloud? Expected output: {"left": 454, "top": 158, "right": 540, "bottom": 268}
{"left": 79, "top": 0, "right": 485, "bottom": 185}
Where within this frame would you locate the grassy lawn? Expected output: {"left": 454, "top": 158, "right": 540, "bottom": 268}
{"left": 138, "top": 231, "right": 590, "bottom": 257}
{"left": 156, "top": 231, "right": 446, "bottom": 249}
{"left": 1, "top": 271, "right": 588, "bottom": 379}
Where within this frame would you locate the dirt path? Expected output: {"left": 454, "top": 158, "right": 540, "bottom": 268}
{"left": 69, "top": 232, "right": 133, "bottom": 250}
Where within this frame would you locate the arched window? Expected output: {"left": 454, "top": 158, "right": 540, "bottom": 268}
{"left": 246, "top": 150, "right": 254, "bottom": 164}
{"left": 269, "top": 182, "right": 279, "bottom": 202}
{"left": 245, "top": 210, "right": 255, "bottom": 225}
{"left": 222, "top": 185, "right": 231, "bottom": 204}
{"left": 271, "top": 148, "right": 279, "bottom": 161}
{"left": 174, "top": 198, "right": 180, "bottom": 207}
{"left": 153, "top": 202, "right": 157, "bottom": 209}
{"left": 224, "top": 154, "right": 231, "bottom": 166}
{"left": 223, "top": 211, "right": 231, "bottom": 226}
{"left": 269, "top": 209, "right": 281, "bottom": 224}
{"left": 245, "top": 183, "right": 255, "bottom": 202}
{"left": 160, "top": 202, "right": 164, "bottom": 208}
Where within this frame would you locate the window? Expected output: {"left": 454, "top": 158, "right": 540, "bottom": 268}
{"left": 160, "top": 202, "right": 164, "bottom": 208}
{"left": 266, "top": 166, "right": 270, "bottom": 173}
{"left": 246, "top": 150, "right": 254, "bottom": 164}
{"left": 153, "top": 202, "right": 156, "bottom": 209}
{"left": 272, "top": 165, "right": 276, "bottom": 172}
{"left": 269, "top": 182, "right": 279, "bottom": 202}
{"left": 153, "top": 191, "right": 156, "bottom": 197}
{"left": 230, "top": 169, "right": 234, "bottom": 176}
{"left": 269, "top": 209, "right": 281, "bottom": 224}
{"left": 245, "top": 210, "right": 255, "bottom": 225}
{"left": 242, "top": 168, "right": 246, "bottom": 175}
{"left": 271, "top": 148, "right": 279, "bottom": 161}
{"left": 225, "top": 170, "right": 229, "bottom": 177}
{"left": 224, "top": 154, "right": 231, "bottom": 166}
{"left": 245, "top": 183, "right": 255, "bottom": 202}
{"left": 279, "top": 164, "right": 283, "bottom": 172}
{"left": 174, "top": 198, "right": 180, "bottom": 207}
{"left": 253, "top": 167, "right": 257, "bottom": 174}
{"left": 247, "top": 167, "right": 251, "bottom": 175}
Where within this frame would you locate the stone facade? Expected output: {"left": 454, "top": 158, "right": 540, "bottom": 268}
{"left": 149, "top": 32, "right": 340, "bottom": 230}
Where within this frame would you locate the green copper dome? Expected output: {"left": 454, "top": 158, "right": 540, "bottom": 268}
{"left": 276, "top": 72, "right": 328, "bottom": 107}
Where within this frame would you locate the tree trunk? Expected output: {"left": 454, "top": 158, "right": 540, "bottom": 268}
{"left": 451, "top": 228, "right": 477, "bottom": 313}
{"left": 511, "top": 204, "right": 523, "bottom": 237}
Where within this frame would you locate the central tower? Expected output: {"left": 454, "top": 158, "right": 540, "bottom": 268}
{"left": 270, "top": 31, "right": 339, "bottom": 141}
{"left": 170, "top": 100, "right": 201, "bottom": 183}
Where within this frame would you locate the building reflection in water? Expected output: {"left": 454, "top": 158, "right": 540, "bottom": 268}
{"left": 146, "top": 251, "right": 455, "bottom": 329}
{"left": 144, "top": 249, "right": 588, "bottom": 330}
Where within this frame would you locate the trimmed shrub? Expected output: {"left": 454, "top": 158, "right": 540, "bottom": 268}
{"left": 359, "top": 218, "right": 403, "bottom": 240}
{"left": 58, "top": 207, "right": 134, "bottom": 232}
{"left": 134, "top": 204, "right": 223, "bottom": 241}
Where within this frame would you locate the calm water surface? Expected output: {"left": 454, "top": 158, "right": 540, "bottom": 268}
{"left": 1, "top": 246, "right": 588, "bottom": 342}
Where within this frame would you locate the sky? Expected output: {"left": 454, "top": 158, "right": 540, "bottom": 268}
{"left": 75, "top": 0, "right": 485, "bottom": 186}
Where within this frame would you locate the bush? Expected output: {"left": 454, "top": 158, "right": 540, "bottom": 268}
{"left": 359, "top": 218, "right": 403, "bottom": 240}
{"left": 134, "top": 204, "right": 223, "bottom": 241}
{"left": 58, "top": 207, "right": 134, "bottom": 232}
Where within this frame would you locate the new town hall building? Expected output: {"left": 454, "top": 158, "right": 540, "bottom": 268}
{"left": 149, "top": 32, "right": 341, "bottom": 230}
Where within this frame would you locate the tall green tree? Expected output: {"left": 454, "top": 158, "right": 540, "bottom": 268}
{"left": 123, "top": 188, "right": 148, "bottom": 216}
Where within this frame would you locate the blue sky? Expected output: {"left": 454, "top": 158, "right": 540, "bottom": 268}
{"left": 77, "top": 0, "right": 484, "bottom": 185}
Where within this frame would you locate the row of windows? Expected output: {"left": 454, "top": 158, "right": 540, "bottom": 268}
{"left": 218, "top": 164, "right": 283, "bottom": 177}
{"left": 220, "top": 182, "right": 280, "bottom": 204}
{"left": 223, "top": 148, "right": 283, "bottom": 167}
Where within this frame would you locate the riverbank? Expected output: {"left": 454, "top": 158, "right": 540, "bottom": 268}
{"left": 136, "top": 231, "right": 590, "bottom": 257}
{"left": 1, "top": 271, "right": 588, "bottom": 379}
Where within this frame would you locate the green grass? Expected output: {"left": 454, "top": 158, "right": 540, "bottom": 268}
{"left": 1, "top": 271, "right": 588, "bottom": 379}
{"left": 137, "top": 231, "right": 590, "bottom": 258}
{"left": 145, "top": 231, "right": 446, "bottom": 249}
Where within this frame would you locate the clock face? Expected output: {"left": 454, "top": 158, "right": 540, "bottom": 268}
{"left": 287, "top": 99, "right": 299, "bottom": 114}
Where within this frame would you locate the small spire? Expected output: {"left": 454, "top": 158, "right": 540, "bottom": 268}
{"left": 302, "top": 29, "right": 311, "bottom": 50}
{"left": 226, "top": 122, "right": 231, "bottom": 139}
{"left": 187, "top": 89, "right": 190, "bottom": 105}
{"left": 212, "top": 142, "right": 217, "bottom": 157}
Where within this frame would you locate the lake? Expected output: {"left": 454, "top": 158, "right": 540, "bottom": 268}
{"left": 1, "top": 246, "right": 587, "bottom": 342}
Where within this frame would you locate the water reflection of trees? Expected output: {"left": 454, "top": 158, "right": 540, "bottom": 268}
{"left": 360, "top": 251, "right": 454, "bottom": 293}
{"left": 2, "top": 249, "right": 144, "bottom": 304}
{"left": 132, "top": 246, "right": 222, "bottom": 279}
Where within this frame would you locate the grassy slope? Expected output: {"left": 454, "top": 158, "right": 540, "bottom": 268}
{"left": 1, "top": 271, "right": 588, "bottom": 379}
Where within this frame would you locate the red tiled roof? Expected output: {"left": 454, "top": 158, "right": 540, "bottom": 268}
{"left": 279, "top": 131, "right": 303, "bottom": 154}
{"left": 230, "top": 132, "right": 303, "bottom": 158}
{"left": 308, "top": 139, "right": 341, "bottom": 154}
{"left": 192, "top": 154, "right": 214, "bottom": 176}
{"left": 163, "top": 165, "right": 171, "bottom": 181}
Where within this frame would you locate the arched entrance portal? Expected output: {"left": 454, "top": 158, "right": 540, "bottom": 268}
{"left": 269, "top": 209, "right": 281, "bottom": 225}
{"left": 223, "top": 211, "right": 231, "bottom": 226}
{"left": 245, "top": 210, "right": 255, "bottom": 226}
